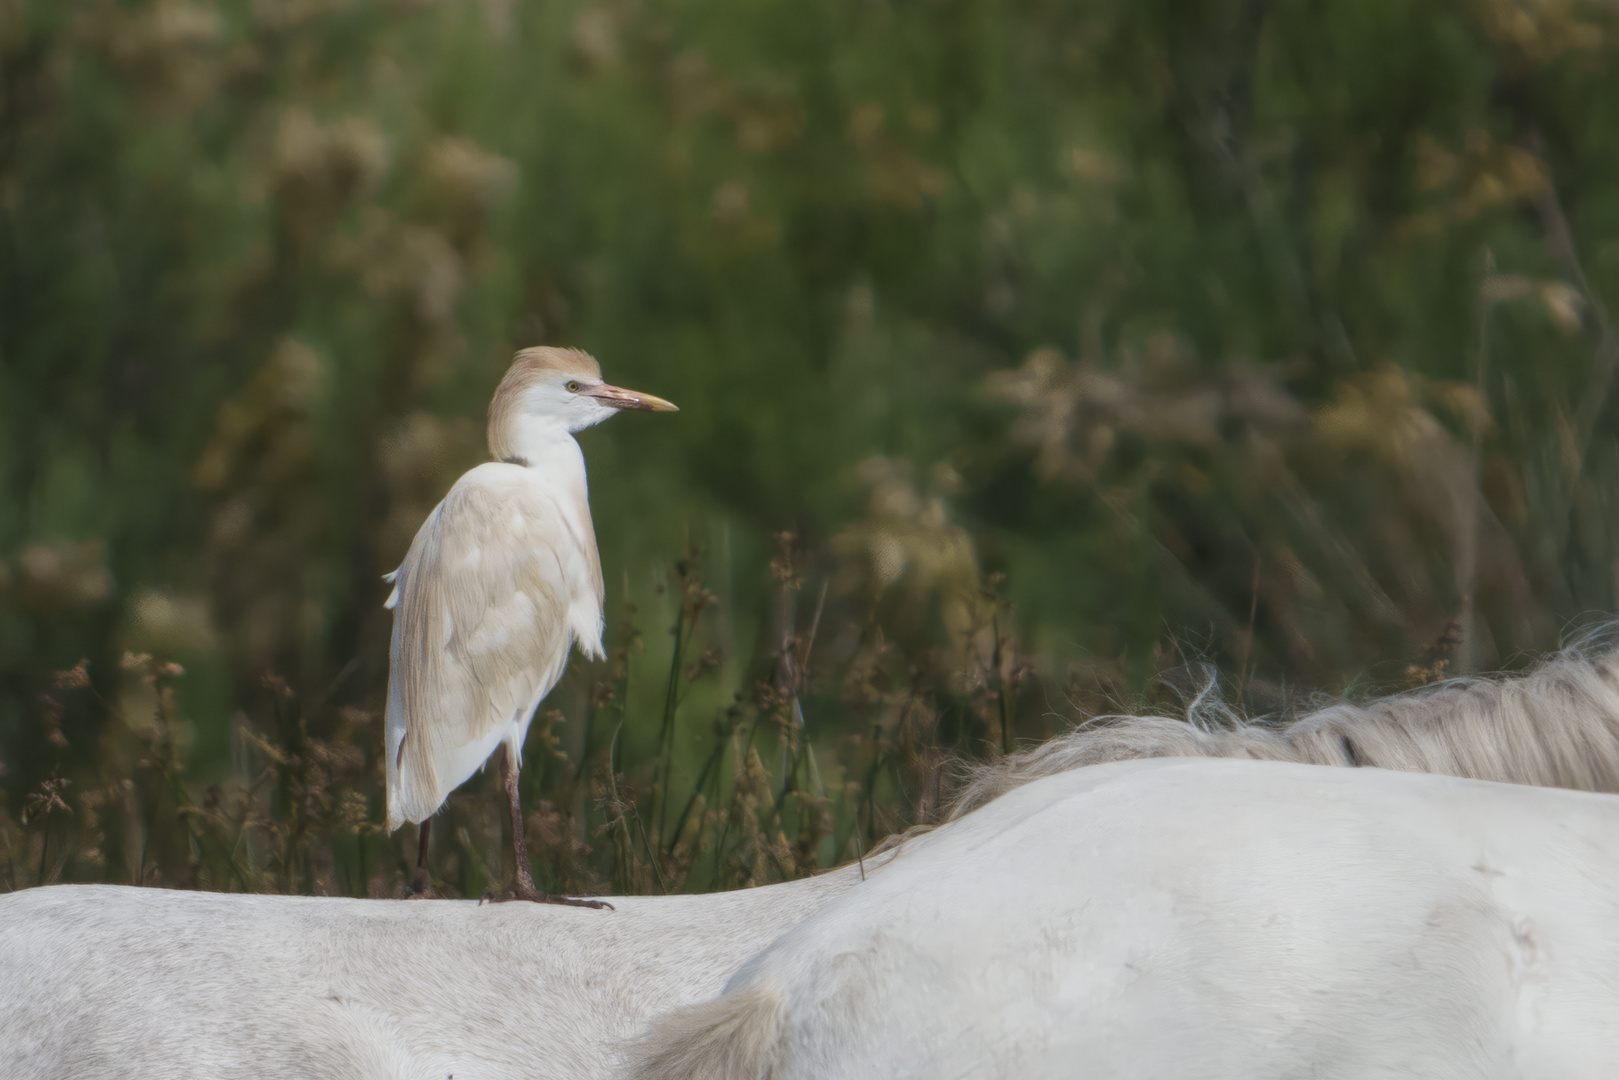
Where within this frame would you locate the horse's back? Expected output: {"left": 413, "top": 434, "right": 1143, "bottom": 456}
{"left": 0, "top": 885, "right": 429, "bottom": 1079}
{"left": 0, "top": 872, "right": 856, "bottom": 1080}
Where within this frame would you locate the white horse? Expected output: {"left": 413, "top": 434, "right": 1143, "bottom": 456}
{"left": 629, "top": 757, "right": 1619, "bottom": 1080}
{"left": 8, "top": 649, "right": 1619, "bottom": 1076}
{"left": 0, "top": 867, "right": 862, "bottom": 1079}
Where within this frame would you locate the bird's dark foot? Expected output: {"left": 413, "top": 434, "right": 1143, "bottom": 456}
{"left": 402, "top": 867, "right": 438, "bottom": 899}
{"left": 496, "top": 880, "right": 614, "bottom": 909}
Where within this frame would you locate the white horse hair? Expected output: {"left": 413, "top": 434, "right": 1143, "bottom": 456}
{"left": 628, "top": 757, "right": 1619, "bottom": 1080}
{"left": 949, "top": 646, "right": 1619, "bottom": 817}
{"left": 0, "top": 867, "right": 863, "bottom": 1079}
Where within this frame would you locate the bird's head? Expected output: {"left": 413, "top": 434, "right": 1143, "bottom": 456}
{"left": 488, "top": 347, "right": 677, "bottom": 461}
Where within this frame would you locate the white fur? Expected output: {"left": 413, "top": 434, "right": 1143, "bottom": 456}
{"left": 0, "top": 866, "right": 859, "bottom": 1079}
{"left": 630, "top": 758, "right": 1619, "bottom": 1080}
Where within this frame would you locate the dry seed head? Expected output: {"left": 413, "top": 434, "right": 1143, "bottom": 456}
{"left": 52, "top": 660, "right": 91, "bottom": 689}
{"left": 16, "top": 541, "right": 113, "bottom": 610}
{"left": 424, "top": 136, "right": 517, "bottom": 214}
{"left": 272, "top": 110, "right": 388, "bottom": 213}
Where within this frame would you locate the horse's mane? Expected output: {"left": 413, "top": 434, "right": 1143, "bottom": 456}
{"left": 946, "top": 647, "right": 1619, "bottom": 820}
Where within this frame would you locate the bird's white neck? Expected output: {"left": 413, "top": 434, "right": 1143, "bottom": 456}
{"left": 492, "top": 415, "right": 584, "bottom": 477}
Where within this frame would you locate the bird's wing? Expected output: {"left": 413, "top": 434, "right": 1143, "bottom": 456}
{"left": 384, "top": 465, "right": 602, "bottom": 828}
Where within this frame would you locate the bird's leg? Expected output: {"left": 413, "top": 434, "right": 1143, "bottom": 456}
{"left": 405, "top": 818, "right": 437, "bottom": 899}
{"left": 496, "top": 743, "right": 612, "bottom": 910}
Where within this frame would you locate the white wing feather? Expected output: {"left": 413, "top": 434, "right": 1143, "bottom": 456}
{"left": 384, "top": 463, "right": 604, "bottom": 831}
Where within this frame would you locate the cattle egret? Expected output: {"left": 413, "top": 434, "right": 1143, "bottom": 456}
{"left": 382, "top": 346, "right": 676, "bottom": 904}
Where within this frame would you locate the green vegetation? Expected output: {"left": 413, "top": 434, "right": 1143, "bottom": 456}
{"left": 3, "top": 0, "right": 1619, "bottom": 896}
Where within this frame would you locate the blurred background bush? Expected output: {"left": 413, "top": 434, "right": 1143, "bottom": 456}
{"left": 3, "top": 0, "right": 1619, "bottom": 896}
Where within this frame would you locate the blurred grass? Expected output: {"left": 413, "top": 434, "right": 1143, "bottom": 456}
{"left": 4, "top": 0, "right": 1619, "bottom": 894}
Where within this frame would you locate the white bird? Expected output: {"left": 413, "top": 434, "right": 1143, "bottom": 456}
{"left": 382, "top": 346, "right": 676, "bottom": 904}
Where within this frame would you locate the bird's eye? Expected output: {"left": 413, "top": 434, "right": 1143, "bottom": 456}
{"left": 566, "top": 380, "right": 581, "bottom": 393}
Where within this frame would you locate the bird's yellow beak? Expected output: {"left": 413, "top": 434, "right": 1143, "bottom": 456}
{"left": 588, "top": 384, "right": 679, "bottom": 412}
